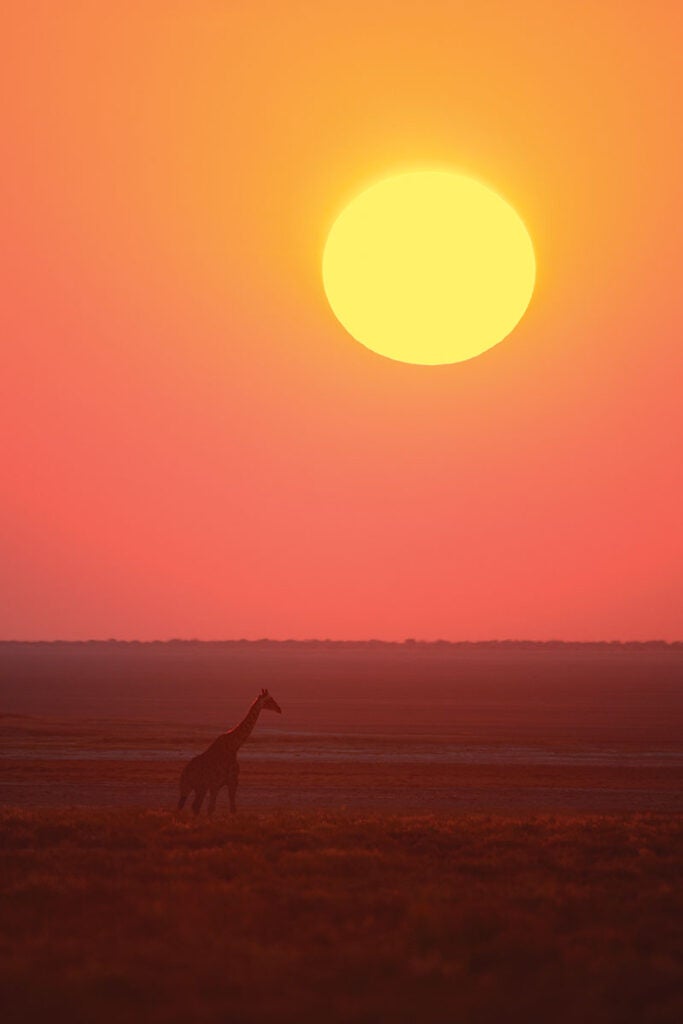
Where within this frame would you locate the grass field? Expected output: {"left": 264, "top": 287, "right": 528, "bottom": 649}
{"left": 1, "top": 809, "right": 682, "bottom": 1024}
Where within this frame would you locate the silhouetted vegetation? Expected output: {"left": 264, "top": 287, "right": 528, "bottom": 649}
{"left": 1, "top": 809, "right": 681, "bottom": 1024}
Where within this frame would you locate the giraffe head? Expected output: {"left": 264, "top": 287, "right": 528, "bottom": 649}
{"left": 259, "top": 688, "right": 282, "bottom": 714}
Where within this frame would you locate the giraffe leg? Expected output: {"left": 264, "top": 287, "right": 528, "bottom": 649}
{"left": 207, "top": 788, "right": 219, "bottom": 815}
{"left": 228, "top": 763, "right": 239, "bottom": 814}
{"left": 192, "top": 788, "right": 207, "bottom": 815}
{"left": 177, "top": 780, "right": 191, "bottom": 811}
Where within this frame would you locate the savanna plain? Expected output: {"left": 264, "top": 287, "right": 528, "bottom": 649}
{"left": 1, "top": 641, "right": 682, "bottom": 1023}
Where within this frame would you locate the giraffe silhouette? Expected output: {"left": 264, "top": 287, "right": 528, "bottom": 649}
{"left": 178, "top": 688, "right": 282, "bottom": 815}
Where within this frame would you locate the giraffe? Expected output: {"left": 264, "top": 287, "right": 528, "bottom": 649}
{"left": 177, "top": 688, "right": 282, "bottom": 815}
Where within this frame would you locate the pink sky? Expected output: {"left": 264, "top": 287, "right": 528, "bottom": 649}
{"left": 1, "top": 2, "right": 682, "bottom": 639}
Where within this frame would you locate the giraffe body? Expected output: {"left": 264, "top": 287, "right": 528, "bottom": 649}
{"left": 178, "top": 689, "right": 281, "bottom": 815}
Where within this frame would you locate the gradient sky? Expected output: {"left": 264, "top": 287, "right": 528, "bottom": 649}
{"left": 2, "top": 1, "right": 681, "bottom": 640}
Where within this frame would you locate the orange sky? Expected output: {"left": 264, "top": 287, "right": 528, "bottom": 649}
{"left": 2, "top": 1, "right": 682, "bottom": 640}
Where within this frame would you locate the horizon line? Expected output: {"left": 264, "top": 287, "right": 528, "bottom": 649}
{"left": 1, "top": 638, "right": 681, "bottom": 647}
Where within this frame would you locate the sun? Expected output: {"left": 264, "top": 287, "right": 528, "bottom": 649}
{"left": 322, "top": 171, "right": 536, "bottom": 365}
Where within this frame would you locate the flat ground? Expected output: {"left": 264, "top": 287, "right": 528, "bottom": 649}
{"left": 1, "top": 809, "right": 682, "bottom": 1024}
{"left": 2, "top": 641, "right": 683, "bottom": 814}
{"left": 1, "top": 642, "right": 682, "bottom": 1020}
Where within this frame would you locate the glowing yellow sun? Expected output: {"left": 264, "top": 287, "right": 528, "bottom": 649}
{"left": 322, "top": 171, "right": 536, "bottom": 365}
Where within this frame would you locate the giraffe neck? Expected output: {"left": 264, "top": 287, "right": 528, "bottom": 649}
{"left": 228, "top": 698, "right": 262, "bottom": 750}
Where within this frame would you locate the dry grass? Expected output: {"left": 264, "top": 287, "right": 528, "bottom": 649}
{"left": 1, "top": 809, "right": 682, "bottom": 1023}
